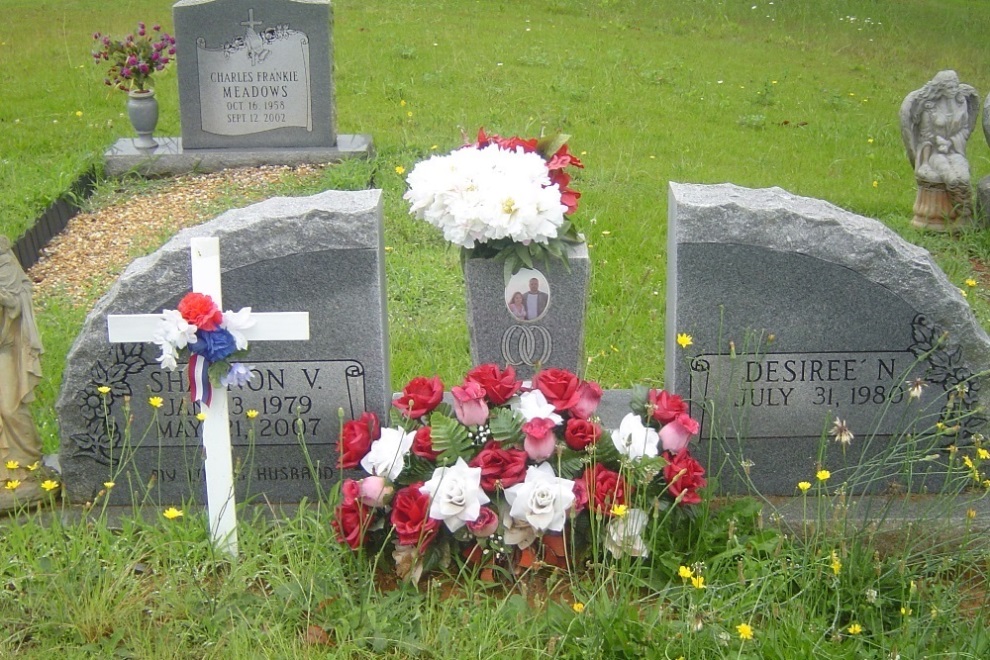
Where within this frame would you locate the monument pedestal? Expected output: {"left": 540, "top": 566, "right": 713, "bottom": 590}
{"left": 103, "top": 135, "right": 373, "bottom": 177}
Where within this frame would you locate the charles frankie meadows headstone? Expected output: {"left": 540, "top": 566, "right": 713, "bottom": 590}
{"left": 173, "top": 0, "right": 335, "bottom": 150}
{"left": 667, "top": 183, "right": 990, "bottom": 495}
{"left": 57, "top": 190, "right": 389, "bottom": 506}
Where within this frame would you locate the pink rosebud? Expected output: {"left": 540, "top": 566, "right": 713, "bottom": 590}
{"left": 569, "top": 380, "right": 603, "bottom": 419}
{"left": 359, "top": 476, "right": 393, "bottom": 508}
{"left": 522, "top": 417, "right": 557, "bottom": 461}
{"left": 452, "top": 380, "right": 489, "bottom": 427}
{"left": 659, "top": 418, "right": 695, "bottom": 454}
{"left": 340, "top": 478, "right": 360, "bottom": 506}
{"left": 466, "top": 506, "right": 499, "bottom": 538}
{"left": 676, "top": 412, "right": 699, "bottom": 435}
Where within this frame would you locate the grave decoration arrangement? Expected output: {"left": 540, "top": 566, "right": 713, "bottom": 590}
{"left": 92, "top": 22, "right": 176, "bottom": 93}
{"left": 403, "top": 129, "right": 584, "bottom": 275}
{"left": 333, "top": 364, "right": 706, "bottom": 583}
{"left": 153, "top": 291, "right": 255, "bottom": 406}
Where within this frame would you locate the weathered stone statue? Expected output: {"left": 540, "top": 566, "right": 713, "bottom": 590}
{"left": 899, "top": 70, "right": 979, "bottom": 231}
{"left": 977, "top": 93, "right": 990, "bottom": 227}
{"left": 0, "top": 237, "right": 46, "bottom": 509}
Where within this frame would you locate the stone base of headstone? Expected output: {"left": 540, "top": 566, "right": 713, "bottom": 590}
{"left": 977, "top": 175, "right": 990, "bottom": 228}
{"left": 463, "top": 242, "right": 589, "bottom": 380}
{"left": 103, "top": 134, "right": 374, "bottom": 177}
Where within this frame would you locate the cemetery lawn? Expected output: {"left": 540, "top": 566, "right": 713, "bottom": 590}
{"left": 3, "top": 0, "right": 990, "bottom": 656}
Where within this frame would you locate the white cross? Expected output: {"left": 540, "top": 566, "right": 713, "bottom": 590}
{"left": 106, "top": 237, "right": 310, "bottom": 557}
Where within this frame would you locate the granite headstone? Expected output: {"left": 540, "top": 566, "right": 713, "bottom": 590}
{"left": 667, "top": 183, "right": 990, "bottom": 495}
{"left": 463, "top": 242, "right": 589, "bottom": 380}
{"left": 173, "top": 0, "right": 335, "bottom": 150}
{"left": 57, "top": 189, "right": 389, "bottom": 505}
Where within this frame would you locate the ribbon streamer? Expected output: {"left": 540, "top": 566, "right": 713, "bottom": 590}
{"left": 188, "top": 354, "right": 213, "bottom": 407}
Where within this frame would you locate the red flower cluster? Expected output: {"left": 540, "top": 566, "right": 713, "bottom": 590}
{"left": 177, "top": 292, "right": 222, "bottom": 331}
{"left": 475, "top": 128, "right": 584, "bottom": 215}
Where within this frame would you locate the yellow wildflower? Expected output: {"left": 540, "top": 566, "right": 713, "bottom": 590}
{"left": 978, "top": 448, "right": 989, "bottom": 460}
{"left": 97, "top": 385, "right": 111, "bottom": 394}
{"left": 196, "top": 412, "right": 207, "bottom": 421}
{"left": 75, "top": 110, "right": 83, "bottom": 117}
{"left": 967, "top": 508, "right": 977, "bottom": 519}
{"left": 830, "top": 550, "right": 842, "bottom": 576}
{"left": 816, "top": 469, "right": 831, "bottom": 482}
{"left": 572, "top": 602, "right": 585, "bottom": 613}
{"left": 676, "top": 333, "right": 693, "bottom": 349}
{"left": 26, "top": 461, "right": 39, "bottom": 471}
{"left": 5, "top": 480, "right": 21, "bottom": 490}
{"left": 104, "top": 481, "right": 115, "bottom": 489}
{"left": 901, "top": 606, "right": 912, "bottom": 616}
{"left": 163, "top": 507, "right": 184, "bottom": 520}
{"left": 797, "top": 481, "right": 812, "bottom": 492}
{"left": 872, "top": 180, "right": 878, "bottom": 188}
{"left": 678, "top": 565, "right": 694, "bottom": 579}
{"left": 149, "top": 396, "right": 164, "bottom": 408}
{"left": 736, "top": 623, "right": 754, "bottom": 640}
{"left": 610, "top": 504, "right": 628, "bottom": 517}
{"left": 41, "top": 480, "right": 59, "bottom": 491}
{"left": 4, "top": 460, "right": 19, "bottom": 470}
{"left": 395, "top": 165, "right": 406, "bottom": 175}
{"left": 246, "top": 409, "right": 259, "bottom": 419}
{"left": 691, "top": 576, "right": 706, "bottom": 589}
{"left": 965, "top": 278, "right": 977, "bottom": 288}
{"left": 847, "top": 623, "right": 863, "bottom": 635}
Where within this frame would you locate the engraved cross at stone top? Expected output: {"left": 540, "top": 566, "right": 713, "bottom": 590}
{"left": 107, "top": 237, "right": 310, "bottom": 557}
{"left": 240, "top": 9, "right": 263, "bottom": 30}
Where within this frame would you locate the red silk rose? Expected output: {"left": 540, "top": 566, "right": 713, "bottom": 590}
{"left": 340, "top": 478, "right": 360, "bottom": 506}
{"left": 452, "top": 380, "right": 489, "bottom": 426}
{"left": 579, "top": 464, "right": 628, "bottom": 515}
{"left": 465, "top": 363, "right": 521, "bottom": 405}
{"left": 177, "top": 292, "right": 222, "bottom": 331}
{"left": 411, "top": 425, "right": 440, "bottom": 460}
{"left": 338, "top": 411, "right": 380, "bottom": 469}
{"left": 649, "top": 389, "right": 689, "bottom": 425}
{"left": 663, "top": 451, "right": 706, "bottom": 505}
{"left": 564, "top": 417, "right": 601, "bottom": 451}
{"left": 392, "top": 376, "right": 444, "bottom": 418}
{"left": 571, "top": 478, "right": 589, "bottom": 514}
{"left": 333, "top": 486, "right": 374, "bottom": 550}
{"left": 534, "top": 368, "right": 582, "bottom": 412}
{"left": 469, "top": 441, "right": 528, "bottom": 492}
{"left": 390, "top": 483, "right": 440, "bottom": 549}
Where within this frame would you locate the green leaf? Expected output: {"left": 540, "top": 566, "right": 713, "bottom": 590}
{"left": 556, "top": 448, "right": 587, "bottom": 480}
{"left": 515, "top": 243, "right": 534, "bottom": 269}
{"left": 207, "top": 360, "right": 231, "bottom": 387}
{"left": 487, "top": 407, "right": 523, "bottom": 442}
{"left": 428, "top": 411, "right": 472, "bottom": 461}
{"left": 629, "top": 385, "right": 651, "bottom": 417}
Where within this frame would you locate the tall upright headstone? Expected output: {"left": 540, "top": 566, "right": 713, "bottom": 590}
{"left": 667, "top": 183, "right": 990, "bottom": 495}
{"left": 57, "top": 190, "right": 389, "bottom": 506}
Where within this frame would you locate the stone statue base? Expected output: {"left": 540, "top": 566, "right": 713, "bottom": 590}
{"left": 911, "top": 182, "right": 971, "bottom": 232}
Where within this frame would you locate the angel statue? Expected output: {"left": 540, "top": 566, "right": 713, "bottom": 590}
{"left": 899, "top": 70, "right": 980, "bottom": 231}
{"left": 978, "top": 92, "right": 990, "bottom": 227}
{"left": 0, "top": 237, "right": 46, "bottom": 510}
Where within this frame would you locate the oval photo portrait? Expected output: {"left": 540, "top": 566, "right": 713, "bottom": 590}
{"left": 505, "top": 268, "right": 550, "bottom": 323}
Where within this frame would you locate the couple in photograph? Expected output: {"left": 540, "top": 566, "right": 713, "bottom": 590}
{"left": 508, "top": 278, "right": 548, "bottom": 322}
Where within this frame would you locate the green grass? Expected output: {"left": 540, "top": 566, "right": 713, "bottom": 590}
{"left": 3, "top": 0, "right": 990, "bottom": 656}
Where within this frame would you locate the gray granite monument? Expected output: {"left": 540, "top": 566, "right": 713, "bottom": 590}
{"left": 463, "top": 243, "right": 589, "bottom": 380}
{"left": 667, "top": 183, "right": 990, "bottom": 495}
{"left": 57, "top": 190, "right": 389, "bottom": 506}
{"left": 899, "top": 70, "right": 980, "bottom": 231}
{"left": 104, "top": 0, "right": 372, "bottom": 176}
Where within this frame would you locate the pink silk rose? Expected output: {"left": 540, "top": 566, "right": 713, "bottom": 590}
{"left": 522, "top": 417, "right": 558, "bottom": 461}
{"left": 659, "top": 415, "right": 698, "bottom": 453}
{"left": 568, "top": 380, "right": 603, "bottom": 419}
{"left": 359, "top": 476, "right": 394, "bottom": 508}
{"left": 452, "top": 380, "right": 490, "bottom": 426}
{"left": 466, "top": 506, "right": 499, "bottom": 538}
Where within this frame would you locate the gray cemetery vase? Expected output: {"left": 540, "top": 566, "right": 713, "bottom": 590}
{"left": 666, "top": 182, "right": 990, "bottom": 496}
{"left": 463, "top": 242, "right": 589, "bottom": 380}
{"left": 57, "top": 190, "right": 390, "bottom": 507}
{"left": 126, "top": 90, "right": 159, "bottom": 150}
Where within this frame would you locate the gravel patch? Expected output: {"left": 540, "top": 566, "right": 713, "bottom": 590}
{"left": 27, "top": 164, "right": 324, "bottom": 306}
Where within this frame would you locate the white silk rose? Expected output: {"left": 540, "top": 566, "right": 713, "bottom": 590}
{"left": 360, "top": 427, "right": 415, "bottom": 481}
{"left": 612, "top": 413, "right": 660, "bottom": 461}
{"left": 604, "top": 508, "right": 650, "bottom": 559}
{"left": 420, "top": 458, "right": 490, "bottom": 532}
{"left": 504, "top": 463, "right": 575, "bottom": 533}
